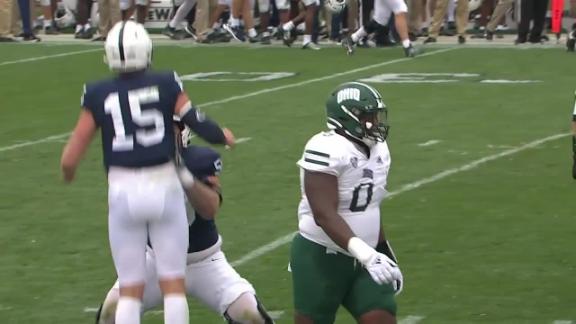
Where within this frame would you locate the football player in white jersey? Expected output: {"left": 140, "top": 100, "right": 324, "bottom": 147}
{"left": 291, "top": 82, "right": 403, "bottom": 324}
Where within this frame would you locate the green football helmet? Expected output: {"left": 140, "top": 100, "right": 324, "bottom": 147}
{"left": 325, "top": 82, "right": 389, "bottom": 145}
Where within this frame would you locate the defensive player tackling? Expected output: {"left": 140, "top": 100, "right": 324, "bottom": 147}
{"left": 95, "top": 127, "right": 274, "bottom": 324}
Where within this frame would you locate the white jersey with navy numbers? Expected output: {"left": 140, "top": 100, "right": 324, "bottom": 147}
{"left": 297, "top": 130, "right": 391, "bottom": 255}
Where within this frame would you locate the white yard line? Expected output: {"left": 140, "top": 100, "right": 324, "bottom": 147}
{"left": 386, "top": 132, "right": 568, "bottom": 199}
{"left": 230, "top": 231, "right": 296, "bottom": 267}
{"left": 0, "top": 47, "right": 456, "bottom": 154}
{"left": 190, "top": 47, "right": 457, "bottom": 109}
{"left": 0, "top": 133, "right": 71, "bottom": 153}
{"left": 399, "top": 315, "right": 426, "bottom": 324}
{"left": 553, "top": 321, "right": 574, "bottom": 324}
{"left": 0, "top": 48, "right": 101, "bottom": 67}
{"left": 268, "top": 310, "right": 285, "bottom": 320}
{"left": 228, "top": 132, "right": 569, "bottom": 268}
{"left": 417, "top": 140, "right": 441, "bottom": 147}
{"left": 235, "top": 137, "right": 252, "bottom": 144}
{"left": 80, "top": 132, "right": 567, "bottom": 318}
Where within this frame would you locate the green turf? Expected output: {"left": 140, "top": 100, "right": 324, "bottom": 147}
{"left": 0, "top": 44, "right": 575, "bottom": 323}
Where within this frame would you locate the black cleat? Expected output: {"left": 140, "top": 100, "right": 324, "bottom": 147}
{"left": 77, "top": 28, "right": 93, "bottom": 39}
{"left": 485, "top": 30, "right": 494, "bottom": 41}
{"left": 423, "top": 36, "right": 436, "bottom": 44}
{"left": 260, "top": 33, "right": 271, "bottom": 45}
{"left": 163, "top": 26, "right": 176, "bottom": 38}
{"left": 44, "top": 26, "right": 59, "bottom": 35}
{"left": 184, "top": 24, "right": 197, "bottom": 40}
{"left": 163, "top": 26, "right": 187, "bottom": 40}
{"left": 223, "top": 23, "right": 245, "bottom": 42}
{"left": 281, "top": 27, "right": 295, "bottom": 47}
{"left": 248, "top": 34, "right": 261, "bottom": 43}
{"left": 458, "top": 35, "right": 466, "bottom": 44}
{"left": 22, "top": 33, "right": 41, "bottom": 42}
{"left": 403, "top": 44, "right": 415, "bottom": 57}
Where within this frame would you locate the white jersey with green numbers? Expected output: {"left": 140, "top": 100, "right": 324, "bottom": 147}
{"left": 296, "top": 130, "right": 391, "bottom": 255}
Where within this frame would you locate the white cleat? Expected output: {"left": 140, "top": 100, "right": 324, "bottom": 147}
{"left": 302, "top": 42, "right": 321, "bottom": 50}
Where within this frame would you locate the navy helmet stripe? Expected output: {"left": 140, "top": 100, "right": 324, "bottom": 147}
{"left": 118, "top": 21, "right": 126, "bottom": 62}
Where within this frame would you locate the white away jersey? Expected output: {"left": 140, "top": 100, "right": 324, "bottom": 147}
{"left": 296, "top": 131, "right": 391, "bottom": 254}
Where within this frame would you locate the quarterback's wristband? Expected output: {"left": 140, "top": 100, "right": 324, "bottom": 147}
{"left": 180, "top": 104, "right": 226, "bottom": 144}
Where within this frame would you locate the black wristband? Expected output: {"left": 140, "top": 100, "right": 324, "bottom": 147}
{"left": 180, "top": 106, "right": 226, "bottom": 144}
{"left": 376, "top": 240, "right": 397, "bottom": 263}
{"left": 572, "top": 136, "right": 576, "bottom": 156}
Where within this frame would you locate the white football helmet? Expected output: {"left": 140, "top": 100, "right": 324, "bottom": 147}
{"left": 325, "top": 0, "right": 346, "bottom": 13}
{"left": 105, "top": 21, "right": 152, "bottom": 72}
{"left": 468, "top": 0, "right": 483, "bottom": 12}
{"left": 54, "top": 4, "right": 76, "bottom": 29}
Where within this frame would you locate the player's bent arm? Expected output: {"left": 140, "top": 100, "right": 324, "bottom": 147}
{"left": 183, "top": 177, "right": 221, "bottom": 219}
{"left": 60, "top": 109, "right": 97, "bottom": 183}
{"left": 303, "top": 170, "right": 357, "bottom": 250}
{"left": 174, "top": 92, "right": 235, "bottom": 147}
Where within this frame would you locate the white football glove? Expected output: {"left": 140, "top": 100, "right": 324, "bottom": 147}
{"left": 378, "top": 240, "right": 403, "bottom": 295}
{"left": 392, "top": 267, "right": 403, "bottom": 295}
{"left": 364, "top": 251, "right": 400, "bottom": 285}
{"left": 348, "top": 237, "right": 401, "bottom": 285}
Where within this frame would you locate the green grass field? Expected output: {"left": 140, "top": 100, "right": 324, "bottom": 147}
{"left": 1, "top": 42, "right": 576, "bottom": 324}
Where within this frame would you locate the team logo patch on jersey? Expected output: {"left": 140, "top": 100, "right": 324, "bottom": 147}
{"left": 362, "top": 168, "right": 373, "bottom": 179}
{"left": 377, "top": 156, "right": 383, "bottom": 164}
{"left": 350, "top": 157, "right": 358, "bottom": 168}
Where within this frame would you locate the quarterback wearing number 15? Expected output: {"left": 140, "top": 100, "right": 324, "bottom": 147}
{"left": 60, "top": 21, "right": 234, "bottom": 324}
{"left": 291, "top": 82, "right": 403, "bottom": 324}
